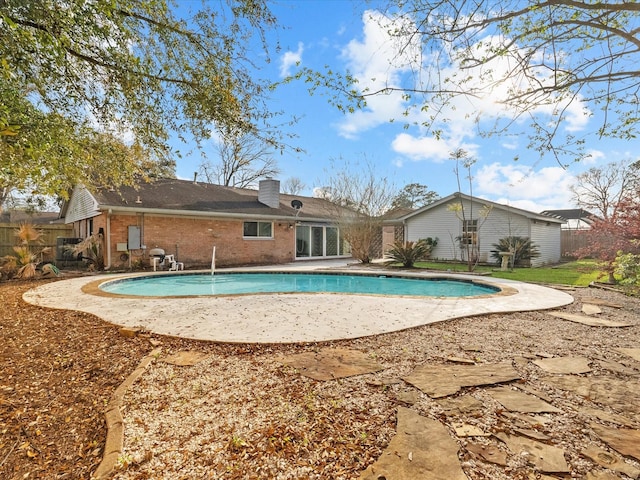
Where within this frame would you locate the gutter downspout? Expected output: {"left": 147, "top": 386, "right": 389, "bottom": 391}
{"left": 105, "top": 209, "right": 112, "bottom": 269}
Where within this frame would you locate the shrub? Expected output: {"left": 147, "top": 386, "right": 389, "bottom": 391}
{"left": 386, "top": 239, "right": 435, "bottom": 267}
{"left": 614, "top": 251, "right": 640, "bottom": 286}
{"left": 65, "top": 232, "right": 105, "bottom": 271}
{"left": 0, "top": 223, "right": 51, "bottom": 280}
{"left": 490, "top": 236, "right": 540, "bottom": 267}
{"left": 422, "top": 237, "right": 439, "bottom": 249}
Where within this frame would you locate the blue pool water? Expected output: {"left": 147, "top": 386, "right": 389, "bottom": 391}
{"left": 99, "top": 272, "right": 500, "bottom": 297}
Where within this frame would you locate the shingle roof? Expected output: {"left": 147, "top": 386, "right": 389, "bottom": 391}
{"left": 380, "top": 206, "right": 415, "bottom": 221}
{"left": 398, "top": 192, "right": 565, "bottom": 224}
{"left": 91, "top": 177, "right": 337, "bottom": 220}
{"left": 539, "top": 209, "right": 598, "bottom": 223}
{"left": 0, "top": 210, "right": 60, "bottom": 224}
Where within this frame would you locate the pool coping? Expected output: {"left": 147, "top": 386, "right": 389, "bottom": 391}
{"left": 83, "top": 270, "right": 516, "bottom": 299}
{"left": 22, "top": 264, "right": 575, "bottom": 344}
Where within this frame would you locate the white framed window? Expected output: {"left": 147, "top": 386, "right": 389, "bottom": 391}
{"left": 243, "top": 221, "right": 273, "bottom": 238}
{"left": 462, "top": 219, "right": 478, "bottom": 245}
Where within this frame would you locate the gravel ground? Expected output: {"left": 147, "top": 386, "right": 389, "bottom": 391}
{"left": 111, "top": 285, "right": 640, "bottom": 480}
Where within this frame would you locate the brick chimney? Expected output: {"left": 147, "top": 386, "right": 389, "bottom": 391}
{"left": 258, "top": 178, "right": 280, "bottom": 208}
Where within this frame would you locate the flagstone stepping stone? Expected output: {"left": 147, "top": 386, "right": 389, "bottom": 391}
{"left": 517, "top": 384, "right": 554, "bottom": 403}
{"left": 453, "top": 423, "right": 490, "bottom": 437}
{"left": 396, "top": 390, "right": 419, "bottom": 405}
{"left": 437, "top": 395, "right": 483, "bottom": 415}
{"left": 616, "top": 348, "right": 640, "bottom": 362}
{"left": 446, "top": 356, "right": 476, "bottom": 364}
{"left": 586, "top": 472, "right": 624, "bottom": 480}
{"left": 533, "top": 356, "right": 592, "bottom": 374}
{"left": 582, "top": 303, "right": 602, "bottom": 314}
{"left": 162, "top": 351, "right": 209, "bottom": 366}
{"left": 547, "top": 312, "right": 632, "bottom": 327}
{"left": 119, "top": 326, "right": 143, "bottom": 338}
{"left": 597, "top": 358, "right": 639, "bottom": 375}
{"left": 403, "top": 361, "right": 520, "bottom": 398}
{"left": 495, "top": 432, "right": 570, "bottom": 473}
{"left": 535, "top": 351, "right": 555, "bottom": 358}
{"left": 581, "top": 445, "right": 640, "bottom": 479}
{"left": 513, "top": 428, "right": 551, "bottom": 441}
{"left": 461, "top": 345, "right": 483, "bottom": 352}
{"left": 543, "top": 376, "right": 640, "bottom": 417}
{"left": 487, "top": 386, "right": 562, "bottom": 413}
{"left": 591, "top": 423, "right": 640, "bottom": 462}
{"left": 359, "top": 407, "right": 467, "bottom": 480}
{"left": 579, "top": 407, "right": 637, "bottom": 428}
{"left": 366, "top": 376, "right": 402, "bottom": 387}
{"left": 277, "top": 347, "right": 383, "bottom": 381}
{"left": 500, "top": 411, "right": 552, "bottom": 428}
{"left": 582, "top": 298, "right": 623, "bottom": 308}
{"left": 466, "top": 443, "right": 508, "bottom": 465}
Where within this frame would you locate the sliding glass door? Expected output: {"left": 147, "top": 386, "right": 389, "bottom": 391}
{"left": 295, "top": 225, "right": 349, "bottom": 258}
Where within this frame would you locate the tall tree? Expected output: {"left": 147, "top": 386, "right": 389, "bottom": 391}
{"left": 570, "top": 160, "right": 640, "bottom": 220}
{"left": 282, "top": 177, "right": 307, "bottom": 196}
{"left": 318, "top": 159, "right": 396, "bottom": 263}
{"left": 197, "top": 130, "right": 279, "bottom": 188}
{"left": 448, "top": 148, "right": 491, "bottom": 271}
{"left": 0, "top": 81, "right": 171, "bottom": 210}
{"left": 391, "top": 183, "right": 439, "bottom": 209}
{"left": 1, "top": 0, "right": 286, "bottom": 197}
{"left": 302, "top": 1, "right": 640, "bottom": 164}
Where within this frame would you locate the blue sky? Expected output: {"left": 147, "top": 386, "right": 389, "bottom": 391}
{"left": 173, "top": 0, "right": 638, "bottom": 213}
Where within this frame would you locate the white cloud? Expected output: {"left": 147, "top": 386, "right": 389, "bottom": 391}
{"left": 500, "top": 140, "right": 519, "bottom": 150}
{"left": 337, "top": 14, "right": 592, "bottom": 161}
{"left": 474, "top": 162, "right": 577, "bottom": 210}
{"left": 391, "top": 133, "right": 479, "bottom": 163}
{"left": 490, "top": 197, "right": 556, "bottom": 214}
{"left": 207, "top": 128, "right": 222, "bottom": 145}
{"left": 581, "top": 148, "right": 605, "bottom": 165}
{"left": 335, "top": 10, "right": 419, "bottom": 138}
{"left": 279, "top": 42, "right": 304, "bottom": 78}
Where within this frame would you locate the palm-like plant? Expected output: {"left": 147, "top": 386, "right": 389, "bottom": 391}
{"left": 66, "top": 232, "right": 105, "bottom": 270}
{"left": 491, "top": 236, "right": 540, "bottom": 267}
{"left": 386, "top": 239, "right": 435, "bottom": 267}
{"left": 0, "top": 223, "right": 51, "bottom": 279}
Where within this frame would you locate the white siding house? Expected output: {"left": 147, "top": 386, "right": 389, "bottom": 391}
{"left": 396, "top": 193, "right": 563, "bottom": 266}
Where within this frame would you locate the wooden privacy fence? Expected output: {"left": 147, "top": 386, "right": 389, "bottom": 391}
{"left": 561, "top": 229, "right": 589, "bottom": 257}
{"left": 0, "top": 223, "right": 75, "bottom": 263}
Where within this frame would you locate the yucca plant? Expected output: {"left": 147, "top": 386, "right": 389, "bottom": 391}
{"left": 491, "top": 236, "right": 540, "bottom": 267}
{"left": 0, "top": 255, "right": 18, "bottom": 280}
{"left": 0, "top": 223, "right": 51, "bottom": 279}
{"left": 386, "top": 239, "right": 434, "bottom": 267}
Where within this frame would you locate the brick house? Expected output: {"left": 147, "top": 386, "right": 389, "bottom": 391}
{"left": 61, "top": 177, "right": 351, "bottom": 269}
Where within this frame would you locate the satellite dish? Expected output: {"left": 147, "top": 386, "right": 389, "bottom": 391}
{"left": 290, "top": 199, "right": 303, "bottom": 210}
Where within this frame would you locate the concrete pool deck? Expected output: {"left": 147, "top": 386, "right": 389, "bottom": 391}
{"left": 23, "top": 261, "right": 575, "bottom": 343}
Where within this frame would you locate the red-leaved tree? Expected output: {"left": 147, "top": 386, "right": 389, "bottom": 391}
{"left": 577, "top": 197, "right": 640, "bottom": 283}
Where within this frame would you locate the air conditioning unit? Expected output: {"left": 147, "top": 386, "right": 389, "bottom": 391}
{"left": 56, "top": 237, "right": 83, "bottom": 261}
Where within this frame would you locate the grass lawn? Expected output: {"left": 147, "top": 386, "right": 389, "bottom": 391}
{"left": 409, "top": 259, "right": 605, "bottom": 287}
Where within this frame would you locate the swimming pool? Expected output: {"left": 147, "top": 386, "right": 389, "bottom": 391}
{"left": 98, "top": 272, "right": 501, "bottom": 297}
